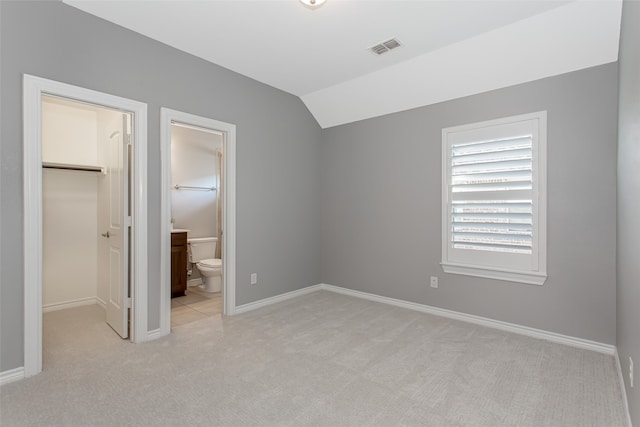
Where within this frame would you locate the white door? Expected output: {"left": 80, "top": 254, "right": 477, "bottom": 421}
{"left": 101, "top": 113, "right": 130, "bottom": 338}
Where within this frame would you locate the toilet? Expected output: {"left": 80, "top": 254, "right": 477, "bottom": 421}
{"left": 188, "top": 237, "right": 222, "bottom": 293}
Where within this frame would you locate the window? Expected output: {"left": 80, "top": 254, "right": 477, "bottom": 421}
{"left": 441, "top": 112, "right": 547, "bottom": 285}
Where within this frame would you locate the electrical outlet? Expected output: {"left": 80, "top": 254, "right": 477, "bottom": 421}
{"left": 430, "top": 276, "right": 438, "bottom": 288}
{"left": 630, "top": 357, "right": 634, "bottom": 388}
{"left": 250, "top": 273, "right": 257, "bottom": 285}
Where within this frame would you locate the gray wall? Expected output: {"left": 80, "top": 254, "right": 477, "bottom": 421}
{"left": 320, "top": 63, "right": 618, "bottom": 345}
{"left": 170, "top": 125, "right": 221, "bottom": 239}
{"left": 0, "top": 1, "right": 322, "bottom": 372}
{"left": 0, "top": 0, "right": 626, "bottom": 379}
{"left": 617, "top": 1, "right": 640, "bottom": 423}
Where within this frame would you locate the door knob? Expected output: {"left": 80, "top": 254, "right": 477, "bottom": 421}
{"left": 101, "top": 231, "right": 110, "bottom": 238}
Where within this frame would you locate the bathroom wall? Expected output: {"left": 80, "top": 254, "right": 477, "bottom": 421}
{"left": 171, "top": 125, "right": 222, "bottom": 239}
{"left": 42, "top": 98, "right": 99, "bottom": 310}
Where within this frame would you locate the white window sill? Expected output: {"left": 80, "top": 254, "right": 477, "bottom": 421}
{"left": 441, "top": 262, "right": 547, "bottom": 285}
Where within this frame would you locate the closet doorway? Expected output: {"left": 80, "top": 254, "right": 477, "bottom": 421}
{"left": 42, "top": 95, "right": 131, "bottom": 337}
{"left": 23, "top": 75, "right": 148, "bottom": 377}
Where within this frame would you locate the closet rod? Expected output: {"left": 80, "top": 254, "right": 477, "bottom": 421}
{"left": 42, "top": 162, "right": 104, "bottom": 173}
{"left": 173, "top": 184, "right": 216, "bottom": 191}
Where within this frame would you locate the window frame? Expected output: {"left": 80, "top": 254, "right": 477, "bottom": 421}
{"left": 441, "top": 111, "right": 547, "bottom": 285}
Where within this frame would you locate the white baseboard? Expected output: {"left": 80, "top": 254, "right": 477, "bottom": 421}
{"left": 146, "top": 328, "right": 162, "bottom": 341}
{"left": 187, "top": 278, "right": 202, "bottom": 287}
{"left": 0, "top": 367, "right": 25, "bottom": 386}
{"left": 43, "top": 297, "right": 102, "bottom": 313}
{"left": 615, "top": 349, "right": 634, "bottom": 427}
{"left": 96, "top": 297, "right": 106, "bottom": 310}
{"left": 233, "top": 283, "right": 615, "bottom": 356}
{"left": 234, "top": 284, "right": 323, "bottom": 315}
{"left": 319, "top": 284, "right": 616, "bottom": 356}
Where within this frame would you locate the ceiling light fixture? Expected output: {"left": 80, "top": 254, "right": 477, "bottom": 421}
{"left": 299, "top": 0, "right": 326, "bottom": 9}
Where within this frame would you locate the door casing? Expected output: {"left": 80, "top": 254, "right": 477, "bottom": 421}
{"left": 23, "top": 74, "right": 148, "bottom": 377}
{"left": 159, "top": 108, "right": 237, "bottom": 336}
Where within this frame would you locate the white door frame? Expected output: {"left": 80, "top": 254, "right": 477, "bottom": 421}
{"left": 160, "top": 108, "right": 236, "bottom": 335}
{"left": 23, "top": 75, "right": 149, "bottom": 377}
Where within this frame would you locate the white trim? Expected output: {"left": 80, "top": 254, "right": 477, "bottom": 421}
{"left": 23, "top": 75, "right": 149, "bottom": 378}
{"left": 615, "top": 349, "right": 634, "bottom": 427}
{"left": 160, "top": 108, "right": 237, "bottom": 338}
{"left": 441, "top": 111, "right": 547, "bottom": 286}
{"left": 23, "top": 76, "right": 43, "bottom": 378}
{"left": 96, "top": 296, "right": 106, "bottom": 310}
{"left": 0, "top": 367, "right": 25, "bottom": 386}
{"left": 318, "top": 284, "right": 615, "bottom": 355}
{"left": 130, "top": 99, "right": 149, "bottom": 344}
{"left": 146, "top": 328, "right": 162, "bottom": 341}
{"left": 187, "top": 278, "right": 203, "bottom": 287}
{"left": 441, "top": 262, "right": 546, "bottom": 286}
{"left": 234, "top": 285, "right": 323, "bottom": 315}
{"left": 42, "top": 297, "right": 104, "bottom": 313}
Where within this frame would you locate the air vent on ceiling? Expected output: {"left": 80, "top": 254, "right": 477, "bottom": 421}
{"left": 369, "top": 37, "right": 402, "bottom": 55}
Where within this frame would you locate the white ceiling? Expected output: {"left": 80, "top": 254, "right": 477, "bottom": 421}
{"left": 63, "top": 0, "right": 623, "bottom": 128}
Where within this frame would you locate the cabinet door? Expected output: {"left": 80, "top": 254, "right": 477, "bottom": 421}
{"left": 171, "top": 245, "right": 181, "bottom": 297}
{"left": 171, "top": 232, "right": 188, "bottom": 297}
{"left": 171, "top": 244, "right": 187, "bottom": 297}
{"left": 176, "top": 243, "right": 187, "bottom": 294}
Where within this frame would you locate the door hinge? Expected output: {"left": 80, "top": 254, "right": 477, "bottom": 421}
{"left": 125, "top": 297, "right": 132, "bottom": 309}
{"left": 126, "top": 216, "right": 132, "bottom": 227}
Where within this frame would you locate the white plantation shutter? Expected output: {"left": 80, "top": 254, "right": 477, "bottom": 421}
{"left": 442, "top": 112, "right": 547, "bottom": 285}
{"left": 450, "top": 136, "right": 533, "bottom": 255}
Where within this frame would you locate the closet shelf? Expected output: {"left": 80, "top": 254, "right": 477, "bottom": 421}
{"left": 42, "top": 162, "right": 105, "bottom": 173}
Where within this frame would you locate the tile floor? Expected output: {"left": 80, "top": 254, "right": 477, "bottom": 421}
{"left": 171, "top": 285, "right": 222, "bottom": 327}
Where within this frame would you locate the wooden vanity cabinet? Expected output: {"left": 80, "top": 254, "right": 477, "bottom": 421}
{"left": 171, "top": 231, "right": 188, "bottom": 298}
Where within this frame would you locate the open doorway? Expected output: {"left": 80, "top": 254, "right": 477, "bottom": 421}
{"left": 23, "top": 75, "right": 148, "bottom": 377}
{"left": 160, "top": 108, "right": 236, "bottom": 336}
{"left": 40, "top": 95, "right": 134, "bottom": 373}
{"left": 42, "top": 95, "right": 131, "bottom": 337}
{"left": 169, "top": 123, "right": 223, "bottom": 326}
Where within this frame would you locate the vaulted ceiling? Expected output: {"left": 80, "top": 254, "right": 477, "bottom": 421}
{"left": 64, "top": 0, "right": 622, "bottom": 128}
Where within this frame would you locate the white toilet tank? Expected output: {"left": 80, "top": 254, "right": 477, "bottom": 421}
{"left": 188, "top": 237, "right": 217, "bottom": 263}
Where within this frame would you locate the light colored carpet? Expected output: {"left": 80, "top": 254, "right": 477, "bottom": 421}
{"left": 0, "top": 291, "right": 626, "bottom": 426}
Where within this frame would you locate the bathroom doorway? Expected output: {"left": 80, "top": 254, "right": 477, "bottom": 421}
{"left": 23, "top": 75, "right": 148, "bottom": 377}
{"left": 170, "top": 123, "right": 223, "bottom": 326}
{"left": 160, "top": 108, "right": 236, "bottom": 336}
